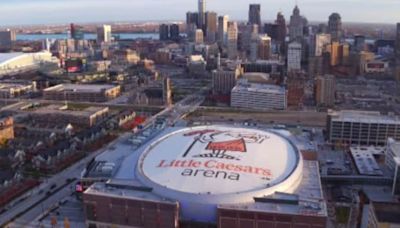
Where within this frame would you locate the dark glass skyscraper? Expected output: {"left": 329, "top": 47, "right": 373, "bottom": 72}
{"left": 249, "top": 4, "right": 261, "bottom": 30}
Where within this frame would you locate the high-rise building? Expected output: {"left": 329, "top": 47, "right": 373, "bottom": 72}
{"left": 263, "top": 23, "right": 279, "bottom": 40}
{"left": 289, "top": 5, "right": 306, "bottom": 41}
{"left": 159, "top": 24, "right": 170, "bottom": 41}
{"left": 212, "top": 67, "right": 241, "bottom": 95}
{"left": 205, "top": 11, "right": 217, "bottom": 43}
{"left": 198, "top": 0, "right": 206, "bottom": 31}
{"left": 249, "top": 4, "right": 261, "bottom": 31}
{"left": 395, "top": 23, "right": 400, "bottom": 80}
{"left": 194, "top": 29, "right": 204, "bottom": 44}
{"left": 257, "top": 35, "right": 272, "bottom": 60}
{"left": 227, "top": 22, "right": 238, "bottom": 59}
{"left": 217, "top": 15, "right": 229, "bottom": 46}
{"left": 276, "top": 12, "right": 287, "bottom": 44}
{"left": 354, "top": 35, "right": 366, "bottom": 52}
{"left": 316, "top": 74, "right": 336, "bottom": 107}
{"left": 287, "top": 41, "right": 302, "bottom": 71}
{"left": 313, "top": 33, "right": 331, "bottom": 57}
{"left": 241, "top": 24, "right": 258, "bottom": 54}
{"left": 328, "top": 13, "right": 343, "bottom": 42}
{"left": 70, "top": 23, "right": 84, "bottom": 40}
{"left": 169, "top": 24, "right": 180, "bottom": 41}
{"left": 163, "top": 77, "right": 172, "bottom": 106}
{"left": 0, "top": 29, "right": 16, "bottom": 49}
{"left": 97, "top": 25, "right": 112, "bottom": 43}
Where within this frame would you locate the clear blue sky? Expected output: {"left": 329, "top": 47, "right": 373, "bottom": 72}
{"left": 0, "top": 0, "right": 399, "bottom": 25}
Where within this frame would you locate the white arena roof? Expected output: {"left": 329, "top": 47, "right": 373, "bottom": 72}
{"left": 138, "top": 126, "right": 301, "bottom": 195}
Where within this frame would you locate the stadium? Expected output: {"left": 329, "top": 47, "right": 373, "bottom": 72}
{"left": 82, "top": 125, "right": 327, "bottom": 228}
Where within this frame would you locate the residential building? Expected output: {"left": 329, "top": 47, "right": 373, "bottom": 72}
{"left": 315, "top": 75, "right": 336, "bottom": 107}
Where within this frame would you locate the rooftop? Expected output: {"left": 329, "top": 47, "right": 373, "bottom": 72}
{"left": 0, "top": 82, "right": 33, "bottom": 91}
{"left": 44, "top": 84, "right": 118, "bottom": 93}
{"left": 329, "top": 110, "right": 400, "bottom": 125}
{"left": 372, "top": 202, "right": 400, "bottom": 224}
{"left": 350, "top": 147, "right": 383, "bottom": 176}
{"left": 0, "top": 52, "right": 24, "bottom": 64}
{"left": 32, "top": 104, "right": 108, "bottom": 117}
{"left": 232, "top": 80, "right": 286, "bottom": 95}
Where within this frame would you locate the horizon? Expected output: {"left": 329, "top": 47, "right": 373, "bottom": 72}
{"left": 0, "top": 0, "right": 399, "bottom": 26}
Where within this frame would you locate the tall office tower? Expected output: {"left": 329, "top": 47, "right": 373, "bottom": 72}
{"left": 70, "top": 23, "right": 84, "bottom": 40}
{"left": 205, "top": 11, "right": 217, "bottom": 43}
{"left": 186, "top": 12, "right": 199, "bottom": 29}
{"left": 328, "top": 13, "right": 343, "bottom": 42}
{"left": 395, "top": 23, "right": 400, "bottom": 81}
{"left": 316, "top": 74, "right": 336, "bottom": 107}
{"left": 328, "top": 41, "right": 340, "bottom": 66}
{"left": 198, "top": 0, "right": 206, "bottom": 31}
{"left": 313, "top": 33, "right": 331, "bottom": 57}
{"left": 227, "top": 22, "right": 238, "bottom": 59}
{"left": 276, "top": 12, "right": 287, "bottom": 44}
{"left": 287, "top": 41, "right": 302, "bottom": 71}
{"left": 264, "top": 23, "right": 279, "bottom": 40}
{"left": 340, "top": 43, "right": 350, "bottom": 65}
{"left": 249, "top": 4, "right": 261, "bottom": 31}
{"left": 0, "top": 29, "right": 16, "bottom": 49}
{"left": 97, "top": 25, "right": 112, "bottom": 43}
{"left": 159, "top": 24, "right": 170, "bottom": 41}
{"left": 218, "top": 15, "right": 229, "bottom": 46}
{"left": 163, "top": 77, "right": 172, "bottom": 106}
{"left": 194, "top": 29, "right": 204, "bottom": 44}
{"left": 250, "top": 35, "right": 271, "bottom": 62}
{"left": 242, "top": 24, "right": 259, "bottom": 54}
{"left": 354, "top": 35, "right": 366, "bottom": 52}
{"left": 289, "top": 5, "right": 305, "bottom": 41}
{"left": 169, "top": 24, "right": 180, "bottom": 41}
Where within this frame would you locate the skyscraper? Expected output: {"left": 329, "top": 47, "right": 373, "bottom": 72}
{"left": 195, "top": 29, "right": 204, "bottom": 44}
{"left": 395, "top": 23, "right": 400, "bottom": 81}
{"left": 159, "top": 24, "right": 169, "bottom": 41}
{"left": 258, "top": 35, "right": 272, "bottom": 60}
{"left": 242, "top": 24, "right": 259, "bottom": 55}
{"left": 186, "top": 12, "right": 199, "bottom": 28}
{"left": 218, "top": 15, "right": 229, "bottom": 46}
{"left": 198, "top": 0, "right": 206, "bottom": 31}
{"left": 316, "top": 74, "right": 336, "bottom": 107}
{"left": 313, "top": 33, "right": 331, "bottom": 57}
{"left": 289, "top": 5, "right": 306, "bottom": 41}
{"left": 249, "top": 4, "right": 261, "bottom": 31}
{"left": 354, "top": 35, "right": 366, "bottom": 52}
{"left": 0, "top": 29, "right": 16, "bottom": 49}
{"left": 70, "top": 23, "right": 84, "bottom": 40}
{"left": 287, "top": 41, "right": 302, "bottom": 71}
{"left": 97, "top": 25, "right": 112, "bottom": 43}
{"left": 328, "top": 13, "right": 343, "bottom": 42}
{"left": 205, "top": 11, "right": 217, "bottom": 43}
{"left": 227, "top": 22, "right": 238, "bottom": 59}
{"left": 276, "top": 12, "right": 287, "bottom": 44}
{"left": 169, "top": 24, "right": 180, "bottom": 41}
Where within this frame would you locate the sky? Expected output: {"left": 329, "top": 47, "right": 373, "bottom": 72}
{"left": 0, "top": 0, "right": 399, "bottom": 26}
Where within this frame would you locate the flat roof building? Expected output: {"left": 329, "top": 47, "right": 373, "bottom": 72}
{"left": 231, "top": 79, "right": 287, "bottom": 110}
{"left": 43, "top": 84, "right": 120, "bottom": 103}
{"left": 30, "top": 104, "right": 109, "bottom": 127}
{"left": 327, "top": 110, "right": 400, "bottom": 146}
{"left": 0, "top": 82, "right": 34, "bottom": 99}
{"left": 82, "top": 126, "right": 327, "bottom": 227}
{"left": 368, "top": 202, "right": 400, "bottom": 228}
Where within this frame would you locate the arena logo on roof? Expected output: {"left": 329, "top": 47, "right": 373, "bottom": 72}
{"left": 155, "top": 129, "right": 273, "bottom": 181}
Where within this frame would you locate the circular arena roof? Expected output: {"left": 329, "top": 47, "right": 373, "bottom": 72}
{"left": 136, "top": 126, "right": 303, "bottom": 222}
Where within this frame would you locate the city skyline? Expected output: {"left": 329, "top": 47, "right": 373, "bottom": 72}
{"left": 0, "top": 0, "right": 399, "bottom": 26}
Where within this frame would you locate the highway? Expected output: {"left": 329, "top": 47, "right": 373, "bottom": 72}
{"left": 0, "top": 87, "right": 207, "bottom": 228}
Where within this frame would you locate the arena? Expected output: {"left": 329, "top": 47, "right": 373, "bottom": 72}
{"left": 82, "top": 126, "right": 327, "bottom": 228}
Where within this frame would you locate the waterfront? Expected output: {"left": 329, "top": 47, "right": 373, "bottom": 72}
{"left": 16, "top": 32, "right": 159, "bottom": 41}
